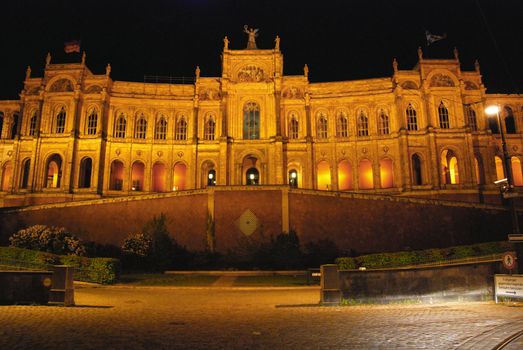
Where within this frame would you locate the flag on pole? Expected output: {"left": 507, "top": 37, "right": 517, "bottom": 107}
{"left": 425, "top": 31, "right": 446, "bottom": 46}
{"left": 64, "top": 40, "right": 81, "bottom": 53}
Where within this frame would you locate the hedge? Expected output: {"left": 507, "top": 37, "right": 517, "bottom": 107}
{"left": 336, "top": 241, "right": 513, "bottom": 270}
{"left": 0, "top": 246, "right": 120, "bottom": 284}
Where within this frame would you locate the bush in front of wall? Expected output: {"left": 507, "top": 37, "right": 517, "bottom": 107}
{"left": 9, "top": 224, "right": 86, "bottom": 256}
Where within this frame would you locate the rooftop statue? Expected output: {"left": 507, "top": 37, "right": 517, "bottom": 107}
{"left": 244, "top": 25, "right": 259, "bottom": 49}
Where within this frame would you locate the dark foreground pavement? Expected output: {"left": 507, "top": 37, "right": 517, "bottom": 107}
{"left": 0, "top": 285, "right": 522, "bottom": 349}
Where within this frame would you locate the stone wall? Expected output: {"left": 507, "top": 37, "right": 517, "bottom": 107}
{"left": 0, "top": 187, "right": 516, "bottom": 253}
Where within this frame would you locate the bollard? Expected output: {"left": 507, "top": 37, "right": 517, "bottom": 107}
{"left": 320, "top": 264, "right": 341, "bottom": 305}
{"left": 49, "top": 265, "right": 75, "bottom": 306}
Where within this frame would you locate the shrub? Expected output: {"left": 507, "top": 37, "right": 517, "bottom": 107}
{"left": 0, "top": 246, "right": 120, "bottom": 284}
{"left": 122, "top": 233, "right": 152, "bottom": 257}
{"left": 9, "top": 225, "right": 86, "bottom": 256}
{"left": 303, "top": 238, "right": 341, "bottom": 268}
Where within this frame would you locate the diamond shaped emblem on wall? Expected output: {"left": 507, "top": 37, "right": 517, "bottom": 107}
{"left": 236, "top": 209, "right": 259, "bottom": 236}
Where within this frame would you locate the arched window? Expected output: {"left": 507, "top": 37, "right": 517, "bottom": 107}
{"left": 175, "top": 117, "right": 187, "bottom": 140}
{"left": 109, "top": 160, "right": 124, "bottom": 190}
{"left": 438, "top": 102, "right": 450, "bottom": 129}
{"left": 20, "top": 158, "right": 30, "bottom": 189}
{"left": 504, "top": 106, "right": 516, "bottom": 134}
{"left": 441, "top": 150, "right": 459, "bottom": 185}
{"left": 317, "top": 114, "right": 328, "bottom": 139}
{"left": 337, "top": 112, "right": 348, "bottom": 138}
{"left": 243, "top": 102, "right": 260, "bottom": 139}
{"left": 357, "top": 111, "right": 369, "bottom": 136}
{"left": 316, "top": 161, "right": 331, "bottom": 190}
{"left": 378, "top": 109, "right": 390, "bottom": 135}
{"left": 10, "top": 113, "right": 19, "bottom": 139}
{"left": 406, "top": 104, "right": 418, "bottom": 131}
{"left": 488, "top": 114, "right": 500, "bottom": 134}
{"left": 152, "top": 162, "right": 167, "bottom": 192}
{"left": 1, "top": 162, "right": 13, "bottom": 191}
{"left": 114, "top": 115, "right": 126, "bottom": 138}
{"left": 78, "top": 157, "right": 92, "bottom": 188}
{"left": 131, "top": 161, "right": 145, "bottom": 191}
{"left": 0, "top": 112, "right": 4, "bottom": 138}
{"left": 55, "top": 107, "right": 66, "bottom": 133}
{"left": 289, "top": 113, "right": 299, "bottom": 139}
{"left": 246, "top": 168, "right": 259, "bottom": 185}
{"left": 207, "top": 169, "right": 217, "bottom": 187}
{"left": 155, "top": 117, "right": 167, "bottom": 140}
{"left": 204, "top": 117, "right": 215, "bottom": 141}
{"left": 495, "top": 156, "right": 505, "bottom": 181}
{"left": 87, "top": 109, "right": 98, "bottom": 135}
{"left": 380, "top": 158, "right": 394, "bottom": 188}
{"left": 45, "top": 154, "right": 62, "bottom": 188}
{"left": 29, "top": 112, "right": 38, "bottom": 136}
{"left": 412, "top": 154, "right": 423, "bottom": 186}
{"left": 338, "top": 160, "right": 353, "bottom": 190}
{"left": 465, "top": 106, "right": 477, "bottom": 131}
{"left": 511, "top": 157, "right": 523, "bottom": 186}
{"left": 358, "top": 159, "right": 374, "bottom": 189}
{"left": 134, "top": 116, "right": 147, "bottom": 139}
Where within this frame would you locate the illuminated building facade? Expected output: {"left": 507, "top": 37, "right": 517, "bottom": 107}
{"left": 0, "top": 36, "right": 522, "bottom": 207}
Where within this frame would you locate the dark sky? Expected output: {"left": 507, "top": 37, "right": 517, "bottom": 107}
{"left": 1, "top": 0, "right": 522, "bottom": 99}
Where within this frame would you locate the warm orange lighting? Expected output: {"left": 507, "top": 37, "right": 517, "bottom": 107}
{"left": 131, "top": 162, "right": 145, "bottom": 191}
{"left": 1, "top": 162, "right": 12, "bottom": 191}
{"left": 317, "top": 161, "right": 331, "bottom": 190}
{"left": 338, "top": 160, "right": 352, "bottom": 190}
{"left": 495, "top": 156, "right": 505, "bottom": 181}
{"left": 379, "top": 158, "right": 394, "bottom": 188}
{"left": 511, "top": 157, "right": 523, "bottom": 186}
{"left": 47, "top": 161, "right": 59, "bottom": 188}
{"left": 485, "top": 105, "right": 500, "bottom": 115}
{"left": 358, "top": 159, "right": 373, "bottom": 189}
{"left": 152, "top": 162, "right": 166, "bottom": 192}
{"left": 173, "top": 163, "right": 187, "bottom": 190}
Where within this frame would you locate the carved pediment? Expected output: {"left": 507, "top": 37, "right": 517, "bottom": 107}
{"left": 237, "top": 65, "right": 266, "bottom": 82}
{"left": 400, "top": 81, "right": 418, "bottom": 90}
{"left": 199, "top": 89, "right": 221, "bottom": 100}
{"left": 49, "top": 78, "right": 74, "bottom": 92}
{"left": 430, "top": 74, "right": 455, "bottom": 87}
{"left": 464, "top": 81, "right": 479, "bottom": 90}
{"left": 26, "top": 86, "right": 40, "bottom": 95}
{"left": 282, "top": 87, "right": 303, "bottom": 99}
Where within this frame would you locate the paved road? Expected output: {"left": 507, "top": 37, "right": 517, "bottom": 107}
{"left": 0, "top": 286, "right": 522, "bottom": 349}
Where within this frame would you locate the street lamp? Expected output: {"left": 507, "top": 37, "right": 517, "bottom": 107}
{"left": 485, "top": 104, "right": 523, "bottom": 273}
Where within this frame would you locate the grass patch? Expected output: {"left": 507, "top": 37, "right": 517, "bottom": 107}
{"left": 119, "top": 273, "right": 219, "bottom": 286}
{"left": 233, "top": 275, "right": 310, "bottom": 287}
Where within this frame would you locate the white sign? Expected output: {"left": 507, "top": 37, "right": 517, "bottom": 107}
{"left": 495, "top": 274, "right": 523, "bottom": 302}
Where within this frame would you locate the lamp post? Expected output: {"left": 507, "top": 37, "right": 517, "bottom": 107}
{"left": 485, "top": 105, "right": 523, "bottom": 273}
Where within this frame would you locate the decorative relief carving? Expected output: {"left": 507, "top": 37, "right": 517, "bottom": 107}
{"left": 177, "top": 151, "right": 184, "bottom": 158}
{"left": 115, "top": 149, "right": 121, "bottom": 156}
{"left": 237, "top": 65, "right": 265, "bottom": 82}
{"left": 27, "top": 87, "right": 40, "bottom": 95}
{"left": 464, "top": 81, "right": 479, "bottom": 90}
{"left": 49, "top": 79, "right": 74, "bottom": 92}
{"left": 236, "top": 209, "right": 258, "bottom": 236}
{"left": 157, "top": 151, "right": 163, "bottom": 157}
{"left": 512, "top": 146, "right": 519, "bottom": 152}
{"left": 361, "top": 147, "right": 368, "bottom": 154}
{"left": 85, "top": 85, "right": 102, "bottom": 93}
{"left": 383, "top": 146, "right": 389, "bottom": 153}
{"left": 400, "top": 81, "right": 418, "bottom": 90}
{"left": 199, "top": 89, "right": 221, "bottom": 100}
{"left": 136, "top": 150, "right": 142, "bottom": 156}
{"left": 282, "top": 87, "right": 303, "bottom": 99}
{"left": 430, "top": 74, "right": 455, "bottom": 87}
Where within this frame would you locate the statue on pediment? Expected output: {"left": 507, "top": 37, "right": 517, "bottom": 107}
{"left": 244, "top": 25, "right": 259, "bottom": 49}
{"left": 237, "top": 65, "right": 265, "bottom": 82}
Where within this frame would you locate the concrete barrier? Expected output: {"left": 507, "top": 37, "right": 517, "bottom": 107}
{"left": 0, "top": 270, "right": 53, "bottom": 304}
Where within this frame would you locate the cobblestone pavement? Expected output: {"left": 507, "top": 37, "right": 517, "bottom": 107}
{"left": 1, "top": 286, "right": 522, "bottom": 349}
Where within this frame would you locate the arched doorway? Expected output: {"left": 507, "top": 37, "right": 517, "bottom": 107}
{"left": 173, "top": 162, "right": 187, "bottom": 190}
{"left": 208, "top": 169, "right": 216, "bottom": 187}
{"left": 338, "top": 160, "right": 353, "bottom": 190}
{"left": 511, "top": 157, "right": 523, "bottom": 186}
{"left": 288, "top": 169, "right": 298, "bottom": 188}
{"left": 78, "top": 157, "right": 92, "bottom": 188}
{"left": 109, "top": 160, "right": 124, "bottom": 190}
{"left": 131, "top": 161, "right": 145, "bottom": 191}
{"left": 152, "top": 162, "right": 166, "bottom": 192}
{"left": 379, "top": 158, "right": 394, "bottom": 188}
{"left": 358, "top": 159, "right": 373, "bottom": 189}
{"left": 1, "top": 162, "right": 13, "bottom": 191}
{"left": 317, "top": 161, "right": 331, "bottom": 190}
{"left": 441, "top": 150, "right": 459, "bottom": 184}
{"left": 201, "top": 161, "right": 216, "bottom": 188}
{"left": 45, "top": 154, "right": 62, "bottom": 188}
{"left": 20, "top": 159, "right": 30, "bottom": 189}
{"left": 411, "top": 154, "right": 423, "bottom": 186}
{"left": 494, "top": 156, "right": 505, "bottom": 181}
{"left": 246, "top": 168, "right": 259, "bottom": 185}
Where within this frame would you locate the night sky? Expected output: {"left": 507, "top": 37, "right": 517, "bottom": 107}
{"left": 1, "top": 0, "right": 522, "bottom": 99}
